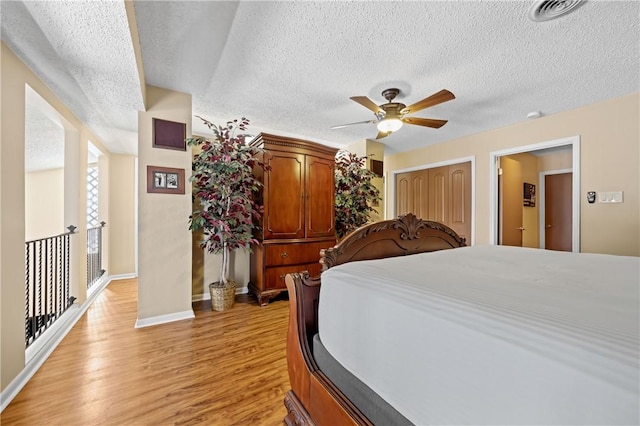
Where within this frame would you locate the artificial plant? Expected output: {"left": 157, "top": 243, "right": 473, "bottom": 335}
{"left": 187, "top": 117, "right": 268, "bottom": 285}
{"left": 334, "top": 150, "right": 382, "bottom": 239}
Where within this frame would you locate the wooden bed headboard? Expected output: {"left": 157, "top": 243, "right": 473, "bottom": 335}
{"left": 321, "top": 213, "right": 466, "bottom": 270}
{"left": 284, "top": 214, "right": 466, "bottom": 425}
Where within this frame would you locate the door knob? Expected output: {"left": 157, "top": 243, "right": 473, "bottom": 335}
{"left": 546, "top": 224, "right": 552, "bottom": 228}
{"left": 517, "top": 227, "right": 525, "bottom": 231}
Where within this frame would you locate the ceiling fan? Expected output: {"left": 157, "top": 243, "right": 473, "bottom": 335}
{"left": 331, "top": 88, "right": 455, "bottom": 140}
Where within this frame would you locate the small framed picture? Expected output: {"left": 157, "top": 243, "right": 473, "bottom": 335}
{"left": 523, "top": 182, "right": 536, "bottom": 207}
{"left": 166, "top": 173, "right": 179, "bottom": 189}
{"left": 152, "top": 118, "right": 186, "bottom": 151}
{"left": 147, "top": 166, "right": 185, "bottom": 194}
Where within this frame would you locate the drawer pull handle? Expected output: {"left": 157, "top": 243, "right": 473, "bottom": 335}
{"left": 279, "top": 274, "right": 286, "bottom": 279}
{"left": 280, "top": 252, "right": 289, "bottom": 258}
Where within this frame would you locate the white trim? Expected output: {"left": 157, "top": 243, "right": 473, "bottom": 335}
{"left": 192, "top": 293, "right": 209, "bottom": 303}
{"left": 191, "top": 286, "right": 248, "bottom": 303}
{"left": 106, "top": 273, "right": 137, "bottom": 281}
{"left": 87, "top": 274, "right": 109, "bottom": 298}
{"left": 538, "top": 168, "right": 573, "bottom": 249}
{"left": 134, "top": 157, "right": 139, "bottom": 278}
{"left": 23, "top": 306, "right": 79, "bottom": 365}
{"left": 134, "top": 310, "right": 195, "bottom": 329}
{"left": 489, "top": 136, "right": 580, "bottom": 252}
{"left": 1, "top": 275, "right": 116, "bottom": 412}
{"left": 389, "top": 156, "right": 476, "bottom": 246}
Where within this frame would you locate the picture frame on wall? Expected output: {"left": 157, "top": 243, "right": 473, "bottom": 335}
{"left": 147, "top": 166, "right": 185, "bottom": 194}
{"left": 523, "top": 182, "right": 536, "bottom": 207}
{"left": 152, "top": 118, "right": 186, "bottom": 151}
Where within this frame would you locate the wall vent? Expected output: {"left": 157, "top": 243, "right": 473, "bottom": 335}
{"left": 528, "top": 0, "right": 586, "bottom": 22}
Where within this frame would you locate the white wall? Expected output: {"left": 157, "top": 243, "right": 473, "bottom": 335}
{"left": 25, "top": 169, "right": 64, "bottom": 241}
{"left": 136, "top": 86, "right": 193, "bottom": 325}
{"left": 386, "top": 93, "right": 640, "bottom": 256}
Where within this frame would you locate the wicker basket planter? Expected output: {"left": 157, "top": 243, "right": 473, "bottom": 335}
{"left": 209, "top": 281, "right": 236, "bottom": 311}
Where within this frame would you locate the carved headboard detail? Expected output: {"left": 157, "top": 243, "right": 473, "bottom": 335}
{"left": 320, "top": 213, "right": 466, "bottom": 271}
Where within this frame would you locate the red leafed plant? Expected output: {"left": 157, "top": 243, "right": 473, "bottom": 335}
{"left": 187, "top": 117, "right": 268, "bottom": 285}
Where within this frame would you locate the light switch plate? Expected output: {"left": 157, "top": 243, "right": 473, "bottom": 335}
{"left": 599, "top": 191, "right": 624, "bottom": 203}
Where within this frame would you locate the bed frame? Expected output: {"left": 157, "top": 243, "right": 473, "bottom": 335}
{"left": 283, "top": 213, "right": 467, "bottom": 425}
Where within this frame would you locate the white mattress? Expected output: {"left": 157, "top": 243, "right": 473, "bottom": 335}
{"left": 318, "top": 245, "right": 639, "bottom": 425}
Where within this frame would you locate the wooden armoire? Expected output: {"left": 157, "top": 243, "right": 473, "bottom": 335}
{"left": 249, "top": 133, "right": 338, "bottom": 306}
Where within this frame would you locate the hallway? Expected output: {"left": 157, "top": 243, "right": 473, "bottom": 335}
{"left": 2, "top": 279, "right": 290, "bottom": 425}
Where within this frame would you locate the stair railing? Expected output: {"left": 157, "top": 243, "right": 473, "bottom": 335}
{"left": 25, "top": 225, "right": 77, "bottom": 348}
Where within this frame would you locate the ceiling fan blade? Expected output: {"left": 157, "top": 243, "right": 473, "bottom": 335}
{"left": 402, "top": 117, "right": 448, "bottom": 129}
{"left": 350, "top": 96, "right": 383, "bottom": 114}
{"left": 330, "top": 119, "right": 375, "bottom": 129}
{"left": 375, "top": 131, "right": 390, "bottom": 140}
{"left": 401, "top": 89, "right": 455, "bottom": 114}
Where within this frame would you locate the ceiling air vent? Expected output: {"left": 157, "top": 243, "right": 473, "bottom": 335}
{"left": 528, "top": 0, "right": 586, "bottom": 22}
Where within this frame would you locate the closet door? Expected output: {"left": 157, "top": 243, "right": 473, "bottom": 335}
{"left": 411, "top": 169, "right": 429, "bottom": 219}
{"left": 396, "top": 162, "right": 471, "bottom": 242}
{"left": 396, "top": 172, "right": 412, "bottom": 215}
{"left": 428, "top": 166, "right": 448, "bottom": 223}
{"left": 395, "top": 170, "right": 428, "bottom": 218}
{"left": 448, "top": 162, "right": 471, "bottom": 242}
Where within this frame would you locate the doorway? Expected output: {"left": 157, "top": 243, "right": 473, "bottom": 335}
{"left": 498, "top": 156, "right": 524, "bottom": 246}
{"left": 490, "top": 136, "right": 580, "bottom": 252}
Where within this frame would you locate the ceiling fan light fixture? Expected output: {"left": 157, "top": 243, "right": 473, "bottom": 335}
{"left": 335, "top": 87, "right": 454, "bottom": 138}
{"left": 528, "top": 0, "right": 586, "bottom": 22}
{"left": 377, "top": 117, "right": 403, "bottom": 133}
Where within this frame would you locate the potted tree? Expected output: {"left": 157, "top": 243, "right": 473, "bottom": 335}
{"left": 187, "top": 117, "right": 267, "bottom": 311}
{"left": 334, "top": 150, "right": 382, "bottom": 240}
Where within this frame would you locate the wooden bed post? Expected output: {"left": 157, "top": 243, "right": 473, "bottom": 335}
{"left": 284, "top": 272, "right": 319, "bottom": 425}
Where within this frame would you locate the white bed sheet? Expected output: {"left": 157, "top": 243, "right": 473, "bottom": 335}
{"left": 318, "top": 245, "right": 639, "bottom": 425}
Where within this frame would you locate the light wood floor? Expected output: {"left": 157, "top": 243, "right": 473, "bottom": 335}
{"left": 2, "top": 279, "right": 290, "bottom": 425}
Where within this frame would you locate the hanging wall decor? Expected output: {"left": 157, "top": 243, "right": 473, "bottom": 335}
{"left": 147, "top": 165, "right": 185, "bottom": 194}
{"left": 523, "top": 182, "right": 536, "bottom": 207}
{"left": 152, "top": 118, "right": 186, "bottom": 151}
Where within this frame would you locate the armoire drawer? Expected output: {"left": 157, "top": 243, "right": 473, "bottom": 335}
{"left": 265, "top": 241, "right": 334, "bottom": 266}
{"left": 264, "top": 262, "right": 324, "bottom": 290}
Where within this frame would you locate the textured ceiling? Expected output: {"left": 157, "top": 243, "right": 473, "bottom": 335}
{"left": 1, "top": 0, "right": 143, "bottom": 167}
{"left": 2, "top": 1, "right": 639, "bottom": 161}
{"left": 24, "top": 101, "right": 65, "bottom": 172}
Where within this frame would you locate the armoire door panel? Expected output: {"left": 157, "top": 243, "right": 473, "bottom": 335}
{"left": 306, "top": 156, "right": 335, "bottom": 238}
{"left": 264, "top": 153, "right": 305, "bottom": 239}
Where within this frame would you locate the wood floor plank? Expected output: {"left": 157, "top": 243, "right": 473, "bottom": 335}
{"left": 2, "top": 279, "right": 290, "bottom": 425}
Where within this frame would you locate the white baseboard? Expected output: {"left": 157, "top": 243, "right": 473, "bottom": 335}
{"left": 107, "top": 273, "right": 136, "bottom": 281}
{"left": 86, "top": 274, "right": 112, "bottom": 300}
{"left": 1, "top": 275, "right": 114, "bottom": 413}
{"left": 191, "top": 285, "right": 248, "bottom": 302}
{"left": 134, "top": 309, "right": 195, "bottom": 328}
